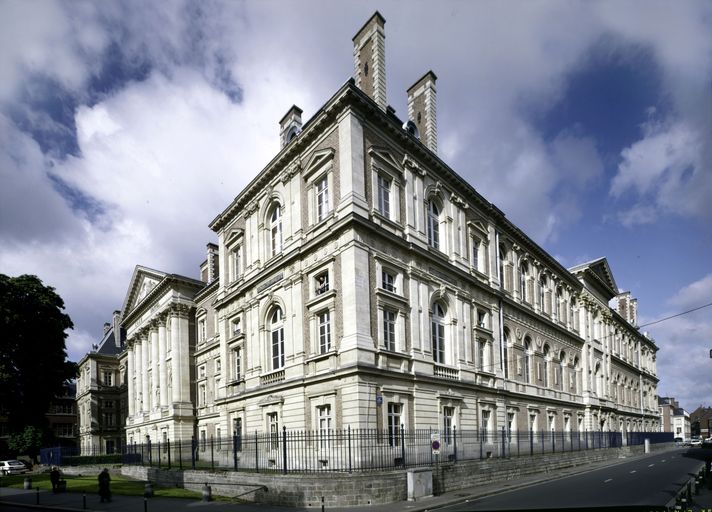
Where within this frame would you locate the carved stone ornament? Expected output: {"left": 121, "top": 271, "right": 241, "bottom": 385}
{"left": 515, "top": 327, "right": 523, "bottom": 340}
{"left": 244, "top": 200, "right": 259, "bottom": 216}
{"left": 536, "top": 336, "right": 543, "bottom": 348}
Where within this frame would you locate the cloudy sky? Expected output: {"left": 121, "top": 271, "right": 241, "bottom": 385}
{"left": 1, "top": 0, "right": 710, "bottom": 412}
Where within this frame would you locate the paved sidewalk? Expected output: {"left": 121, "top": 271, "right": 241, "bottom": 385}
{"left": 1, "top": 449, "right": 711, "bottom": 512}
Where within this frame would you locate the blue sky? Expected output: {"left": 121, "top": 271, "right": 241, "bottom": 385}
{"left": 1, "top": 0, "right": 710, "bottom": 412}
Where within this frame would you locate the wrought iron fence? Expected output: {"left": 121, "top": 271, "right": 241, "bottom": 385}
{"left": 54, "top": 428, "right": 672, "bottom": 473}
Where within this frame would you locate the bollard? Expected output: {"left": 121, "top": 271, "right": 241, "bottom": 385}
{"left": 321, "top": 496, "right": 325, "bottom": 512}
{"left": 144, "top": 497, "right": 148, "bottom": 512}
{"left": 202, "top": 483, "right": 212, "bottom": 502}
{"left": 36, "top": 487, "right": 40, "bottom": 504}
{"left": 144, "top": 481, "right": 154, "bottom": 498}
{"left": 83, "top": 493, "right": 86, "bottom": 509}
{"left": 24, "top": 477, "right": 32, "bottom": 490}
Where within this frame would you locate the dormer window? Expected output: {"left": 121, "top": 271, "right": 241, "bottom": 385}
{"left": 381, "top": 270, "right": 396, "bottom": 293}
{"left": 315, "top": 272, "right": 329, "bottom": 295}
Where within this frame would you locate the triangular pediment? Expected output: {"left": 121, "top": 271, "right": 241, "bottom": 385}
{"left": 303, "top": 148, "right": 335, "bottom": 180}
{"left": 569, "top": 257, "right": 618, "bottom": 301}
{"left": 121, "top": 266, "right": 167, "bottom": 317}
{"left": 368, "top": 146, "right": 402, "bottom": 174}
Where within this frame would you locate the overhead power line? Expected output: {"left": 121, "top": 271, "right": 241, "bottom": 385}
{"left": 638, "top": 301, "right": 712, "bottom": 328}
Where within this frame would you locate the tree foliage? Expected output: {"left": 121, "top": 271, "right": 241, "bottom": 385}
{"left": 0, "top": 274, "right": 77, "bottom": 433}
{"left": 7, "top": 426, "right": 44, "bottom": 458}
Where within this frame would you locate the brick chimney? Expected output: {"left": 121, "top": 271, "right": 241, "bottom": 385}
{"left": 279, "top": 105, "right": 303, "bottom": 148}
{"left": 353, "top": 12, "right": 387, "bottom": 110}
{"left": 407, "top": 71, "right": 438, "bottom": 154}
{"left": 207, "top": 243, "right": 219, "bottom": 283}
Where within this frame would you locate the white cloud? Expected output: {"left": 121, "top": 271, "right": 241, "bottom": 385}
{"left": 611, "top": 121, "right": 709, "bottom": 225}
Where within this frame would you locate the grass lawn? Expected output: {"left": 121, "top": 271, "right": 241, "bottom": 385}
{"left": 0, "top": 472, "right": 208, "bottom": 499}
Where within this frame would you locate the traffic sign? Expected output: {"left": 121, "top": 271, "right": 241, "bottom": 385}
{"left": 431, "top": 432, "right": 441, "bottom": 455}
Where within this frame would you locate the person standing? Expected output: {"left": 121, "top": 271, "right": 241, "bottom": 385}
{"left": 49, "top": 467, "right": 60, "bottom": 493}
{"left": 98, "top": 468, "right": 111, "bottom": 502}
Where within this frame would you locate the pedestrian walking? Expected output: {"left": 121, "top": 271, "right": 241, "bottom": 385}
{"left": 49, "top": 467, "right": 60, "bottom": 493}
{"left": 98, "top": 468, "right": 111, "bottom": 502}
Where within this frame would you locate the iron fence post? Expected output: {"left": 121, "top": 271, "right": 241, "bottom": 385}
{"left": 529, "top": 429, "right": 533, "bottom": 457}
{"left": 255, "top": 431, "right": 259, "bottom": 473}
{"left": 167, "top": 439, "right": 171, "bottom": 469}
{"left": 501, "top": 427, "right": 505, "bottom": 458}
{"left": 157, "top": 440, "right": 161, "bottom": 469}
{"left": 210, "top": 436, "right": 215, "bottom": 472}
{"left": 348, "top": 426, "right": 352, "bottom": 473}
{"left": 148, "top": 438, "right": 152, "bottom": 466}
{"left": 178, "top": 438, "right": 183, "bottom": 470}
{"left": 191, "top": 436, "right": 196, "bottom": 470}
{"left": 282, "top": 426, "right": 288, "bottom": 474}
{"left": 400, "top": 424, "right": 406, "bottom": 468}
{"left": 233, "top": 432, "right": 238, "bottom": 471}
{"left": 454, "top": 426, "right": 458, "bottom": 462}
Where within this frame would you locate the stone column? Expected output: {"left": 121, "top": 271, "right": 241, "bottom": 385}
{"left": 170, "top": 308, "right": 191, "bottom": 404}
{"left": 141, "top": 333, "right": 149, "bottom": 413}
{"left": 150, "top": 325, "right": 159, "bottom": 410}
{"left": 158, "top": 317, "right": 168, "bottom": 407}
{"left": 134, "top": 338, "right": 143, "bottom": 415}
{"left": 127, "top": 344, "right": 135, "bottom": 417}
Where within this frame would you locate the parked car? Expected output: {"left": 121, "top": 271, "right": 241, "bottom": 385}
{"left": 0, "top": 460, "right": 29, "bottom": 475}
{"left": 690, "top": 436, "right": 702, "bottom": 447}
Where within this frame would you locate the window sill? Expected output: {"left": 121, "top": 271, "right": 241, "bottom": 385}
{"left": 375, "top": 288, "right": 408, "bottom": 305}
{"left": 371, "top": 210, "right": 402, "bottom": 231}
{"left": 306, "top": 289, "right": 337, "bottom": 308}
{"left": 305, "top": 350, "right": 336, "bottom": 364}
{"left": 377, "top": 348, "right": 411, "bottom": 360}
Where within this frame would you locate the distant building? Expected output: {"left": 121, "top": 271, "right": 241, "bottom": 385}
{"left": 690, "top": 406, "right": 712, "bottom": 439}
{"left": 76, "top": 311, "right": 127, "bottom": 454}
{"left": 46, "top": 383, "right": 79, "bottom": 449}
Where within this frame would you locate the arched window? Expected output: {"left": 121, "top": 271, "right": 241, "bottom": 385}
{"left": 556, "top": 287, "right": 564, "bottom": 322}
{"left": 571, "top": 357, "right": 579, "bottom": 393}
{"left": 569, "top": 298, "right": 576, "bottom": 330}
{"left": 499, "top": 244, "right": 508, "bottom": 288}
{"left": 427, "top": 200, "right": 440, "bottom": 249}
{"left": 502, "top": 328, "right": 510, "bottom": 378}
{"left": 270, "top": 306, "right": 285, "bottom": 370}
{"left": 523, "top": 336, "right": 532, "bottom": 384}
{"left": 269, "top": 204, "right": 282, "bottom": 256}
{"left": 519, "top": 261, "right": 529, "bottom": 302}
{"left": 559, "top": 350, "right": 566, "bottom": 389}
{"left": 543, "top": 344, "right": 550, "bottom": 387}
{"left": 539, "top": 275, "right": 547, "bottom": 311}
{"left": 431, "top": 302, "right": 446, "bottom": 364}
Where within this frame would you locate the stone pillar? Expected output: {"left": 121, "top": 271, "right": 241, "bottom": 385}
{"left": 150, "top": 325, "right": 159, "bottom": 410}
{"left": 339, "top": 242, "right": 374, "bottom": 365}
{"left": 158, "top": 318, "right": 168, "bottom": 407}
{"left": 135, "top": 338, "right": 143, "bottom": 415}
{"left": 127, "top": 345, "right": 135, "bottom": 417}
{"left": 141, "top": 333, "right": 149, "bottom": 413}
{"left": 170, "top": 308, "right": 191, "bottom": 404}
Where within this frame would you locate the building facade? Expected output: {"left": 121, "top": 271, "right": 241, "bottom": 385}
{"left": 76, "top": 312, "right": 127, "bottom": 453}
{"left": 79, "top": 12, "right": 661, "bottom": 452}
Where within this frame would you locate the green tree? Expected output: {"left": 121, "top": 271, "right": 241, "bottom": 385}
{"left": 7, "top": 426, "right": 44, "bottom": 459}
{"left": 0, "top": 274, "right": 77, "bottom": 437}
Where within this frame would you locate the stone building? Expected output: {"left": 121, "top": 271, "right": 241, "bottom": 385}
{"left": 80, "top": 12, "right": 660, "bottom": 451}
{"left": 76, "top": 312, "right": 126, "bottom": 453}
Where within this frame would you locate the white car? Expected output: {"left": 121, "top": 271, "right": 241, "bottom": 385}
{"left": 0, "top": 460, "right": 28, "bottom": 475}
{"left": 690, "top": 437, "right": 702, "bottom": 447}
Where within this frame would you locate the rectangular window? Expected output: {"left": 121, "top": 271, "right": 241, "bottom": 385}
{"left": 199, "top": 365, "right": 206, "bottom": 379}
{"left": 317, "top": 405, "right": 332, "bottom": 449}
{"left": 198, "top": 319, "right": 207, "bottom": 343}
{"left": 387, "top": 403, "right": 401, "bottom": 447}
{"left": 477, "top": 309, "right": 487, "bottom": 328}
{"left": 482, "top": 410, "right": 491, "bottom": 442}
{"left": 381, "top": 270, "right": 396, "bottom": 293}
{"left": 199, "top": 384, "right": 206, "bottom": 407}
{"left": 443, "top": 406, "right": 454, "bottom": 444}
{"left": 233, "top": 347, "right": 242, "bottom": 381}
{"left": 383, "top": 309, "right": 397, "bottom": 351}
{"left": 103, "top": 412, "right": 114, "bottom": 427}
{"left": 472, "top": 238, "right": 482, "bottom": 271}
{"left": 231, "top": 317, "right": 241, "bottom": 337}
{"left": 215, "top": 358, "right": 221, "bottom": 374}
{"left": 315, "top": 272, "right": 329, "bottom": 295}
{"left": 103, "top": 400, "right": 113, "bottom": 409}
{"left": 318, "top": 310, "right": 331, "bottom": 354}
{"left": 478, "top": 339, "right": 485, "bottom": 371}
{"left": 231, "top": 246, "right": 241, "bottom": 282}
{"left": 272, "top": 328, "right": 284, "bottom": 369}
{"left": 102, "top": 371, "right": 112, "bottom": 386}
{"left": 316, "top": 176, "right": 329, "bottom": 221}
{"left": 268, "top": 412, "right": 279, "bottom": 450}
{"left": 377, "top": 175, "right": 391, "bottom": 219}
{"left": 431, "top": 322, "right": 445, "bottom": 364}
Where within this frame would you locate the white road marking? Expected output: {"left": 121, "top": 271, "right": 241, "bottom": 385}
{"left": 630, "top": 470, "right": 637, "bottom": 474}
{"left": 604, "top": 478, "right": 613, "bottom": 483}
{"left": 648, "top": 464, "right": 655, "bottom": 467}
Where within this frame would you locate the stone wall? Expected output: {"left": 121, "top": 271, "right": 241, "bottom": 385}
{"left": 120, "top": 443, "right": 673, "bottom": 508}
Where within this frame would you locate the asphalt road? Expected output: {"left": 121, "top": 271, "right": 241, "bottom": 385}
{"left": 439, "top": 448, "right": 707, "bottom": 511}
